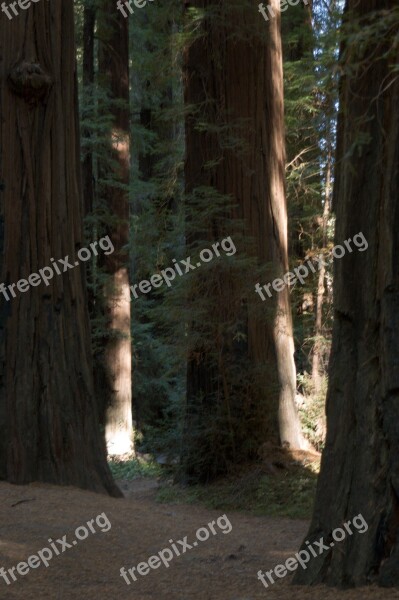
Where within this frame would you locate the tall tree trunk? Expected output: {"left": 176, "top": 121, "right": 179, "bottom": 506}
{"left": 98, "top": 2, "right": 134, "bottom": 456}
{"left": 181, "top": 0, "right": 308, "bottom": 483}
{"left": 294, "top": 0, "right": 399, "bottom": 586}
{"left": 311, "top": 146, "right": 331, "bottom": 393}
{"left": 0, "top": 0, "right": 121, "bottom": 496}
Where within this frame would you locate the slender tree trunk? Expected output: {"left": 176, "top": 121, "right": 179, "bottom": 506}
{"left": 97, "top": 2, "right": 134, "bottom": 456}
{"left": 181, "top": 0, "right": 308, "bottom": 482}
{"left": 311, "top": 146, "right": 331, "bottom": 393}
{"left": 294, "top": 0, "right": 399, "bottom": 586}
{"left": 0, "top": 0, "right": 121, "bottom": 496}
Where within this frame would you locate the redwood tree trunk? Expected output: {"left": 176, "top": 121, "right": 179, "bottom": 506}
{"left": 0, "top": 0, "right": 121, "bottom": 496}
{"left": 98, "top": 2, "right": 134, "bottom": 456}
{"left": 181, "top": 0, "right": 308, "bottom": 482}
{"left": 294, "top": 0, "right": 399, "bottom": 586}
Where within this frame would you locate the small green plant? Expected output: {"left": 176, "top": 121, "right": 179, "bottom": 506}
{"left": 108, "top": 456, "right": 161, "bottom": 480}
{"left": 297, "top": 372, "right": 327, "bottom": 451}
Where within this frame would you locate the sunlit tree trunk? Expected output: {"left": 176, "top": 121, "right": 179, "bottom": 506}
{"left": 98, "top": 1, "right": 134, "bottom": 456}
{"left": 311, "top": 146, "right": 331, "bottom": 393}
{"left": 181, "top": 0, "right": 309, "bottom": 482}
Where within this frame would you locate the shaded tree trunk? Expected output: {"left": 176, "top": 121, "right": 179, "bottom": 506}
{"left": 181, "top": 0, "right": 308, "bottom": 483}
{"left": 98, "top": 2, "right": 134, "bottom": 456}
{"left": 0, "top": 0, "right": 121, "bottom": 496}
{"left": 294, "top": 0, "right": 399, "bottom": 587}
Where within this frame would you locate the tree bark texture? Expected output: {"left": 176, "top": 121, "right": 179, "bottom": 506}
{"left": 0, "top": 0, "right": 121, "bottom": 496}
{"left": 294, "top": 0, "right": 399, "bottom": 586}
{"left": 98, "top": 0, "right": 134, "bottom": 456}
{"left": 182, "top": 0, "right": 308, "bottom": 482}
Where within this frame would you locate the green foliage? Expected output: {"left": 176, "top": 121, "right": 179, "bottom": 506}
{"left": 73, "top": 0, "right": 365, "bottom": 488}
{"left": 128, "top": 0, "right": 186, "bottom": 458}
{"left": 284, "top": 1, "right": 341, "bottom": 384}
{"left": 297, "top": 372, "right": 327, "bottom": 451}
{"left": 108, "top": 457, "right": 161, "bottom": 479}
{"left": 130, "top": 1, "right": 280, "bottom": 478}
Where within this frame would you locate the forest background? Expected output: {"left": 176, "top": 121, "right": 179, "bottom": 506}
{"left": 1, "top": 0, "right": 399, "bottom": 585}
{"left": 77, "top": 0, "right": 339, "bottom": 478}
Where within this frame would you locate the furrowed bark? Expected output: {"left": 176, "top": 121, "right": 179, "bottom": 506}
{"left": 0, "top": 0, "right": 121, "bottom": 497}
{"left": 294, "top": 0, "right": 399, "bottom": 586}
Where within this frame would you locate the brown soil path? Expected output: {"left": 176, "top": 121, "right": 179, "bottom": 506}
{"left": 0, "top": 479, "right": 398, "bottom": 600}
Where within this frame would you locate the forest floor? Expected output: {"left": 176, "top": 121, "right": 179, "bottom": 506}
{"left": 0, "top": 478, "right": 398, "bottom": 600}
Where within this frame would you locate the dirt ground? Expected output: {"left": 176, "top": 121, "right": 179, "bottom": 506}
{"left": 0, "top": 479, "right": 398, "bottom": 600}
